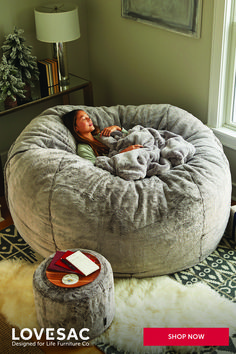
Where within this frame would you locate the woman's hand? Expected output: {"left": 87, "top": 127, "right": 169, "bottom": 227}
{"left": 120, "top": 145, "right": 143, "bottom": 153}
{"left": 100, "top": 125, "right": 122, "bottom": 137}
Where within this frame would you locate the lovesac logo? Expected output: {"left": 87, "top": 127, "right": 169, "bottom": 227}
{"left": 12, "top": 328, "right": 90, "bottom": 348}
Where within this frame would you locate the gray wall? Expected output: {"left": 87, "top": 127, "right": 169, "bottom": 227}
{"left": 87, "top": 0, "right": 213, "bottom": 123}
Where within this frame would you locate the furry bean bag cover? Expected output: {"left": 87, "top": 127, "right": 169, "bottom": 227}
{"left": 5, "top": 104, "right": 231, "bottom": 277}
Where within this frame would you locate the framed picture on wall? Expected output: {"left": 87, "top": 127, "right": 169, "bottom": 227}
{"left": 121, "top": 0, "right": 202, "bottom": 38}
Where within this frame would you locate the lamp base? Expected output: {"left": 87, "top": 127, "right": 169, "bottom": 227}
{"left": 53, "top": 42, "right": 69, "bottom": 86}
{"left": 60, "top": 78, "right": 70, "bottom": 89}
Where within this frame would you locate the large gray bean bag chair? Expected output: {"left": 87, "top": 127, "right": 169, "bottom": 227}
{"left": 5, "top": 104, "right": 231, "bottom": 277}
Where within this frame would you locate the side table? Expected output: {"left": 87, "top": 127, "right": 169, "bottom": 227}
{"left": 0, "top": 74, "right": 94, "bottom": 117}
{"left": 33, "top": 249, "right": 115, "bottom": 341}
{"left": 0, "top": 156, "right": 4, "bottom": 197}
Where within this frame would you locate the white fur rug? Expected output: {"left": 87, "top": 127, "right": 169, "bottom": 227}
{"left": 1, "top": 260, "right": 236, "bottom": 354}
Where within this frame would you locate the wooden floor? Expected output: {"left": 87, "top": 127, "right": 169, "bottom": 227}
{"left": 0, "top": 196, "right": 103, "bottom": 354}
{"left": 0, "top": 195, "right": 13, "bottom": 229}
{"left": 1, "top": 195, "right": 236, "bottom": 354}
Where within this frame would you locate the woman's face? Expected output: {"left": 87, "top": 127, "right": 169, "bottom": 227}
{"left": 74, "top": 110, "right": 94, "bottom": 135}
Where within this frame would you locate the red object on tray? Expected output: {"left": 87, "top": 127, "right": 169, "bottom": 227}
{"left": 46, "top": 251, "right": 101, "bottom": 288}
{"left": 47, "top": 251, "right": 82, "bottom": 275}
{"left": 47, "top": 250, "right": 97, "bottom": 275}
{"left": 58, "top": 250, "right": 84, "bottom": 275}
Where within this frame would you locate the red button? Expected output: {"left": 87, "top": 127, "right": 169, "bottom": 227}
{"left": 143, "top": 328, "right": 229, "bottom": 346}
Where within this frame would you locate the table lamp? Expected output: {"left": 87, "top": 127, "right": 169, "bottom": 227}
{"left": 34, "top": 3, "right": 80, "bottom": 86}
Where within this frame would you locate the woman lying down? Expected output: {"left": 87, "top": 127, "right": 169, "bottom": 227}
{"left": 62, "top": 109, "right": 195, "bottom": 181}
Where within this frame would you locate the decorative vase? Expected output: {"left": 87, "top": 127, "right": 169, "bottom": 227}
{"left": 4, "top": 96, "right": 17, "bottom": 110}
{"left": 17, "top": 83, "right": 32, "bottom": 105}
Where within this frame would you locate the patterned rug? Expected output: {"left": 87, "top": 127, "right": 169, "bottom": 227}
{"left": 0, "top": 224, "right": 44, "bottom": 264}
{"left": 171, "top": 236, "right": 236, "bottom": 302}
{"left": 1, "top": 224, "right": 236, "bottom": 354}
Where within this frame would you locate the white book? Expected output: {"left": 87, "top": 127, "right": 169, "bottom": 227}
{"left": 66, "top": 251, "right": 99, "bottom": 276}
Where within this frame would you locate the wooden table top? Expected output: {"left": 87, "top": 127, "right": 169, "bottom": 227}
{"left": 46, "top": 252, "right": 101, "bottom": 288}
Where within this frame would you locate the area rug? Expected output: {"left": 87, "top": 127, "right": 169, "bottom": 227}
{"left": 0, "top": 259, "right": 235, "bottom": 354}
{"left": 0, "top": 224, "right": 44, "bottom": 264}
{"left": 1, "top": 224, "right": 236, "bottom": 354}
{"left": 93, "top": 277, "right": 236, "bottom": 354}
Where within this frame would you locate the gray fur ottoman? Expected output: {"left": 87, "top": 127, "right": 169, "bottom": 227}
{"left": 5, "top": 104, "right": 232, "bottom": 277}
{"left": 33, "top": 249, "right": 115, "bottom": 341}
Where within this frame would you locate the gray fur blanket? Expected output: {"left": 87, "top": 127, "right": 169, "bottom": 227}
{"left": 95, "top": 125, "right": 196, "bottom": 180}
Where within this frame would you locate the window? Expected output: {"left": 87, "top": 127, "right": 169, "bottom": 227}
{"left": 225, "top": 6, "right": 236, "bottom": 129}
{"left": 208, "top": 0, "right": 236, "bottom": 149}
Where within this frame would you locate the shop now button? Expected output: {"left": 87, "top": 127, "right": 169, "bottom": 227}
{"left": 143, "top": 328, "right": 229, "bottom": 346}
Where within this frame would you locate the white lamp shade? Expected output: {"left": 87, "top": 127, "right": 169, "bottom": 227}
{"left": 34, "top": 3, "right": 80, "bottom": 43}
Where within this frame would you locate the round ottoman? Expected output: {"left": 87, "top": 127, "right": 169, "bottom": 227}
{"left": 33, "top": 249, "right": 115, "bottom": 341}
{"left": 5, "top": 104, "right": 232, "bottom": 277}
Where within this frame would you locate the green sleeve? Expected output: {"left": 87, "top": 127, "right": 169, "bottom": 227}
{"left": 77, "top": 128, "right": 128, "bottom": 164}
{"left": 121, "top": 127, "right": 128, "bottom": 134}
{"left": 77, "top": 144, "right": 96, "bottom": 164}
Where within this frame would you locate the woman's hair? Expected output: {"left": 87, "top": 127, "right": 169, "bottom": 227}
{"left": 61, "top": 109, "right": 109, "bottom": 157}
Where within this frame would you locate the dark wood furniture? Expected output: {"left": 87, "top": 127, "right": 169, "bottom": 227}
{"left": 0, "top": 74, "right": 93, "bottom": 117}
{"left": 0, "top": 156, "right": 4, "bottom": 197}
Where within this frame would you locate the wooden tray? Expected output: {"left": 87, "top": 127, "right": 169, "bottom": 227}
{"left": 46, "top": 252, "right": 101, "bottom": 288}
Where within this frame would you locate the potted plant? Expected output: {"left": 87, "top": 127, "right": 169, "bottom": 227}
{"left": 2, "top": 27, "right": 39, "bottom": 103}
{"left": 0, "top": 55, "right": 26, "bottom": 110}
